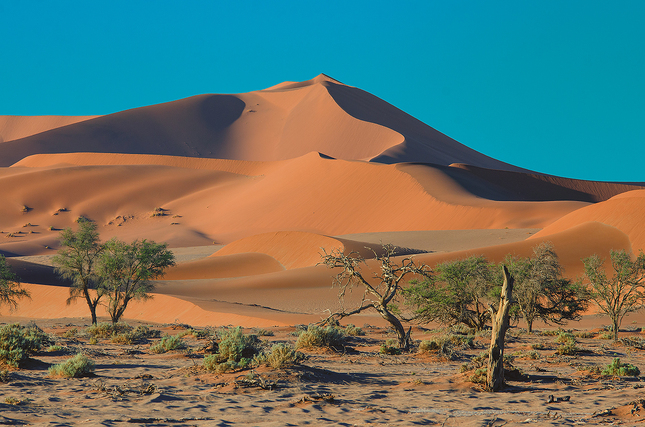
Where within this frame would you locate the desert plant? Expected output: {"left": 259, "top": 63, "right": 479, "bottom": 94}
{"left": 506, "top": 242, "right": 588, "bottom": 333}
{"left": 150, "top": 335, "right": 186, "bottom": 353}
{"left": 98, "top": 238, "right": 175, "bottom": 324}
{"left": 203, "top": 327, "right": 260, "bottom": 373}
{"left": 419, "top": 334, "right": 476, "bottom": 360}
{"left": 48, "top": 353, "right": 95, "bottom": 378}
{"left": 0, "top": 255, "right": 29, "bottom": 313}
{"left": 582, "top": 250, "right": 645, "bottom": 341}
{"left": 111, "top": 325, "right": 159, "bottom": 344}
{"left": 86, "top": 322, "right": 132, "bottom": 339}
{"left": 602, "top": 358, "right": 640, "bottom": 376}
{"left": 250, "top": 328, "right": 274, "bottom": 337}
{"left": 0, "top": 324, "right": 50, "bottom": 367}
{"left": 405, "top": 255, "right": 496, "bottom": 331}
{"left": 344, "top": 324, "right": 364, "bottom": 336}
{"left": 295, "top": 325, "right": 345, "bottom": 349}
{"left": 320, "top": 244, "right": 431, "bottom": 350}
{"left": 619, "top": 336, "right": 645, "bottom": 349}
{"left": 261, "top": 343, "right": 304, "bottom": 369}
{"left": 63, "top": 328, "right": 78, "bottom": 338}
{"left": 52, "top": 219, "right": 104, "bottom": 325}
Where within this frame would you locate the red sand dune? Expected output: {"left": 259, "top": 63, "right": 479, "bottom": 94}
{"left": 0, "top": 115, "right": 99, "bottom": 143}
{"left": 530, "top": 189, "right": 645, "bottom": 254}
{"left": 0, "top": 75, "right": 532, "bottom": 169}
{"left": 1, "top": 75, "right": 644, "bottom": 327}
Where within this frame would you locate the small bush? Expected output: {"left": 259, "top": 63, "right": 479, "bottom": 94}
{"left": 0, "top": 369, "right": 10, "bottom": 382}
{"left": 112, "top": 325, "right": 160, "bottom": 344}
{"left": 150, "top": 335, "right": 186, "bottom": 354}
{"left": 48, "top": 353, "right": 95, "bottom": 378}
{"left": 418, "top": 334, "right": 475, "bottom": 360}
{"left": 540, "top": 329, "right": 565, "bottom": 336}
{"left": 344, "top": 324, "right": 364, "bottom": 336}
{"left": 188, "top": 328, "right": 213, "bottom": 339}
{"left": 260, "top": 343, "right": 304, "bottom": 369}
{"left": 251, "top": 328, "right": 274, "bottom": 337}
{"left": 0, "top": 324, "right": 51, "bottom": 367}
{"left": 380, "top": 339, "right": 402, "bottom": 355}
{"left": 295, "top": 325, "right": 345, "bottom": 349}
{"left": 470, "top": 368, "right": 488, "bottom": 385}
{"left": 47, "top": 345, "right": 63, "bottom": 352}
{"left": 530, "top": 342, "right": 546, "bottom": 350}
{"left": 203, "top": 327, "right": 260, "bottom": 373}
{"left": 86, "top": 322, "right": 132, "bottom": 339}
{"left": 555, "top": 332, "right": 576, "bottom": 344}
{"left": 602, "top": 358, "right": 640, "bottom": 377}
{"left": 63, "top": 328, "right": 78, "bottom": 338}
{"left": 620, "top": 337, "right": 645, "bottom": 350}
{"left": 556, "top": 341, "right": 579, "bottom": 355}
{"left": 599, "top": 332, "right": 613, "bottom": 340}
{"left": 575, "top": 331, "right": 596, "bottom": 339}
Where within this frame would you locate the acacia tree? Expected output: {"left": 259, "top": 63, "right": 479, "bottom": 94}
{"left": 320, "top": 244, "right": 431, "bottom": 350}
{"left": 404, "top": 255, "right": 496, "bottom": 331}
{"left": 0, "top": 255, "right": 30, "bottom": 313}
{"left": 582, "top": 249, "right": 645, "bottom": 341}
{"left": 52, "top": 219, "right": 104, "bottom": 325}
{"left": 98, "top": 238, "right": 175, "bottom": 324}
{"left": 507, "top": 242, "right": 588, "bottom": 332}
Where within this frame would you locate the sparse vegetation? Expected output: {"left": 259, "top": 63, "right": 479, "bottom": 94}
{"left": 295, "top": 325, "right": 345, "bottom": 350}
{"left": 0, "top": 324, "right": 50, "bottom": 367}
{"left": 602, "top": 358, "right": 640, "bottom": 376}
{"left": 150, "top": 335, "right": 186, "bottom": 353}
{"left": 203, "top": 327, "right": 260, "bottom": 373}
{"left": 583, "top": 250, "right": 645, "bottom": 341}
{"left": 257, "top": 343, "right": 304, "bottom": 369}
{"left": 0, "top": 255, "right": 30, "bottom": 313}
{"left": 98, "top": 238, "right": 175, "bottom": 324}
{"left": 48, "top": 353, "right": 95, "bottom": 378}
{"left": 405, "top": 255, "right": 496, "bottom": 331}
{"left": 320, "top": 243, "right": 431, "bottom": 350}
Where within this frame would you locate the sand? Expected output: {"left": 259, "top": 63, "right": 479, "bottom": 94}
{"left": 2, "top": 74, "right": 645, "bottom": 425}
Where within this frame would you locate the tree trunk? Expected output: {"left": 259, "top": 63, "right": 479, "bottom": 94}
{"left": 613, "top": 317, "right": 619, "bottom": 341}
{"left": 487, "top": 265, "right": 514, "bottom": 392}
{"left": 83, "top": 289, "right": 98, "bottom": 325}
{"left": 527, "top": 318, "right": 533, "bottom": 333}
{"left": 378, "top": 306, "right": 409, "bottom": 350}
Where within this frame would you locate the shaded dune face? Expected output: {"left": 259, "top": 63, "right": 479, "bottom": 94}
{"left": 2, "top": 74, "right": 644, "bottom": 326}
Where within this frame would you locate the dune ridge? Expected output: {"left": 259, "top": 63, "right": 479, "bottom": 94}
{"left": 0, "top": 115, "right": 99, "bottom": 143}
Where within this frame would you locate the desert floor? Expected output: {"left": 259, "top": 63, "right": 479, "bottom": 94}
{"left": 2, "top": 318, "right": 645, "bottom": 426}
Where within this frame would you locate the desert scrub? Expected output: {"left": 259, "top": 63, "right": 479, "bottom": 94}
{"left": 602, "top": 358, "right": 640, "bottom": 376}
{"left": 555, "top": 333, "right": 579, "bottom": 355}
{"left": 295, "top": 325, "right": 345, "bottom": 350}
{"left": 86, "top": 322, "right": 132, "bottom": 339}
{"left": 0, "top": 324, "right": 51, "bottom": 367}
{"left": 344, "top": 324, "right": 364, "bottom": 336}
{"left": 150, "top": 335, "right": 186, "bottom": 354}
{"left": 380, "top": 339, "right": 402, "bottom": 355}
{"left": 203, "top": 327, "right": 260, "bottom": 373}
{"left": 48, "top": 353, "right": 95, "bottom": 378}
{"left": 418, "top": 334, "right": 476, "bottom": 360}
{"left": 112, "top": 325, "right": 160, "bottom": 344}
{"left": 251, "top": 328, "right": 274, "bottom": 337}
{"left": 255, "top": 343, "right": 304, "bottom": 369}
{"left": 575, "top": 331, "right": 596, "bottom": 339}
{"left": 188, "top": 328, "right": 213, "bottom": 339}
{"left": 620, "top": 337, "right": 645, "bottom": 349}
{"left": 62, "top": 328, "right": 78, "bottom": 338}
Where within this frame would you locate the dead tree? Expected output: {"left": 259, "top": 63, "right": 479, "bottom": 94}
{"left": 487, "top": 265, "right": 514, "bottom": 391}
{"left": 319, "top": 244, "right": 431, "bottom": 350}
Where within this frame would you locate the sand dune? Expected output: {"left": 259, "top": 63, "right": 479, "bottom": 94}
{"left": 0, "top": 152, "right": 589, "bottom": 258}
{"left": 0, "top": 75, "right": 543, "bottom": 170}
{"left": 530, "top": 189, "right": 645, "bottom": 253}
{"left": 0, "top": 115, "right": 99, "bottom": 143}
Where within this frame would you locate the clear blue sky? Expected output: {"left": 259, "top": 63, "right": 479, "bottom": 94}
{"left": 2, "top": 1, "right": 644, "bottom": 182}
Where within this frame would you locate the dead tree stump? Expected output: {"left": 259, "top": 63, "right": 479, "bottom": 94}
{"left": 487, "top": 265, "right": 514, "bottom": 391}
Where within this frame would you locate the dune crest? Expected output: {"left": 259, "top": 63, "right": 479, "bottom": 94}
{"left": 0, "top": 115, "right": 99, "bottom": 143}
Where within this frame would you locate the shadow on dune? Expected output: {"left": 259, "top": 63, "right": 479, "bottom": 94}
{"left": 0, "top": 95, "right": 246, "bottom": 166}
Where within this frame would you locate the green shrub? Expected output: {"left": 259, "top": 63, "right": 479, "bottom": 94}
{"left": 530, "top": 342, "right": 546, "bottom": 350}
{"left": 295, "top": 325, "right": 345, "bottom": 349}
{"left": 380, "top": 339, "right": 402, "bottom": 355}
{"left": 47, "top": 345, "right": 63, "bottom": 352}
{"left": 259, "top": 343, "right": 304, "bottom": 369}
{"left": 203, "top": 327, "right": 260, "bottom": 373}
{"left": 150, "top": 335, "right": 186, "bottom": 354}
{"left": 86, "top": 322, "right": 132, "bottom": 339}
{"left": 602, "top": 358, "right": 640, "bottom": 376}
{"left": 599, "top": 331, "right": 613, "bottom": 340}
{"left": 63, "top": 328, "right": 78, "bottom": 338}
{"left": 0, "top": 324, "right": 50, "bottom": 367}
{"left": 111, "top": 325, "right": 160, "bottom": 344}
{"left": 48, "top": 353, "right": 95, "bottom": 378}
{"left": 556, "top": 340, "right": 579, "bottom": 355}
{"left": 619, "top": 337, "right": 645, "bottom": 349}
{"left": 575, "top": 331, "right": 596, "bottom": 339}
{"left": 344, "top": 324, "right": 364, "bottom": 336}
{"left": 555, "top": 332, "right": 576, "bottom": 344}
{"left": 188, "top": 328, "right": 212, "bottom": 339}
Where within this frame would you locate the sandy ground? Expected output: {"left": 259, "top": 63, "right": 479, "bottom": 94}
{"left": 2, "top": 320, "right": 645, "bottom": 426}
